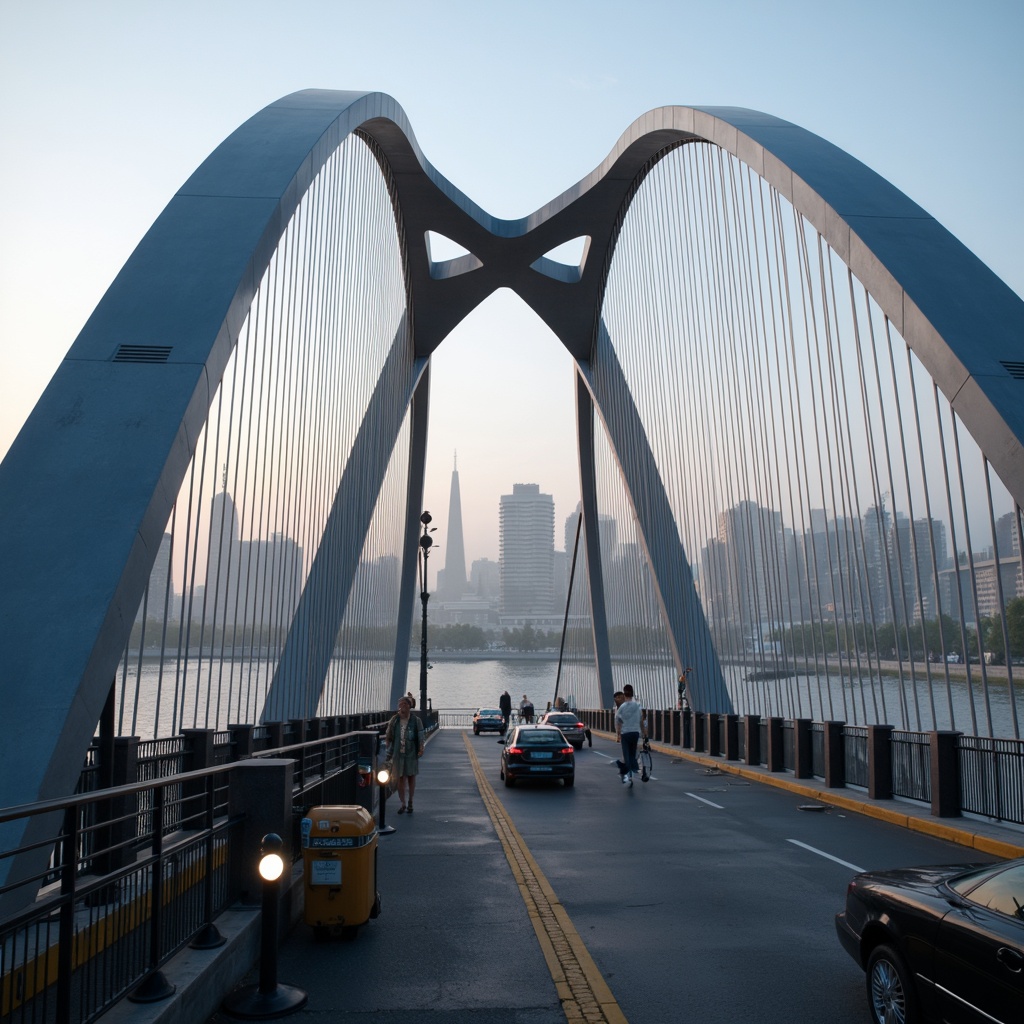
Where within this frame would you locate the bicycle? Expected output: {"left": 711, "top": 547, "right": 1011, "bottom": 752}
{"left": 638, "top": 737, "right": 653, "bottom": 783}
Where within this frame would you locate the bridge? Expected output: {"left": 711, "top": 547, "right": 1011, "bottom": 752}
{"left": 1, "top": 89, "right": 1023, "bottom": 1021}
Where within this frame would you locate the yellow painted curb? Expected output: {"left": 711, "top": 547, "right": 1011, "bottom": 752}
{"left": 462, "top": 733, "right": 629, "bottom": 1024}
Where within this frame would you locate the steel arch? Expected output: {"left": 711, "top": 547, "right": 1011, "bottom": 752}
{"left": 1, "top": 89, "right": 1022, "bottom": 879}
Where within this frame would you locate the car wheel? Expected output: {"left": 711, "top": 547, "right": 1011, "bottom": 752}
{"left": 504, "top": 772, "right": 515, "bottom": 788}
{"left": 866, "top": 944, "right": 918, "bottom": 1024}
{"left": 563, "top": 775, "right": 574, "bottom": 787}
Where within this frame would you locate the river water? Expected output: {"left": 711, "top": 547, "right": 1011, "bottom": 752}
{"left": 118, "top": 654, "right": 1022, "bottom": 741}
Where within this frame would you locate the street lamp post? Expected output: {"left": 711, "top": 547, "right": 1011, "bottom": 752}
{"left": 417, "top": 511, "right": 434, "bottom": 717}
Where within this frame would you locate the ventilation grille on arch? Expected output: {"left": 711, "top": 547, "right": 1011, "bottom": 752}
{"left": 1000, "top": 360, "right": 1024, "bottom": 380}
{"left": 112, "top": 345, "right": 172, "bottom": 363}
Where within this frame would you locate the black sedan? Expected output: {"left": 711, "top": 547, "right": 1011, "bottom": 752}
{"left": 538, "top": 711, "right": 587, "bottom": 749}
{"left": 835, "top": 857, "right": 1024, "bottom": 1024}
{"left": 472, "top": 708, "right": 506, "bottom": 735}
{"left": 499, "top": 725, "right": 575, "bottom": 788}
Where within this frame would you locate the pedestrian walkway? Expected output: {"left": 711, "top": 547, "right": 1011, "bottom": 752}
{"left": 208, "top": 728, "right": 583, "bottom": 1023}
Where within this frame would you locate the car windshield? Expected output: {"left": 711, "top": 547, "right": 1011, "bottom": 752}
{"left": 546, "top": 714, "right": 578, "bottom": 724}
{"left": 517, "top": 730, "right": 563, "bottom": 745}
{"left": 478, "top": 710, "right": 501, "bottom": 716}
{"left": 949, "top": 862, "right": 1024, "bottom": 917}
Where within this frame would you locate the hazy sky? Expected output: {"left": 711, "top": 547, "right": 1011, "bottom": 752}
{"left": 2, "top": 1, "right": 1021, "bottom": 578}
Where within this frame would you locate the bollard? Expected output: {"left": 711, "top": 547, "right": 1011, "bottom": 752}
{"left": 221, "top": 833, "right": 308, "bottom": 1019}
{"left": 377, "top": 761, "right": 396, "bottom": 836}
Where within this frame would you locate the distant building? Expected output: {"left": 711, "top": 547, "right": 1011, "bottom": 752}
{"left": 470, "top": 558, "right": 500, "bottom": 600}
{"left": 136, "top": 532, "right": 175, "bottom": 625}
{"left": 500, "top": 483, "right": 555, "bottom": 616}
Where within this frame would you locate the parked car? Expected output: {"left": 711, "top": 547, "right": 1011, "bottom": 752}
{"left": 835, "top": 857, "right": 1024, "bottom": 1024}
{"left": 499, "top": 725, "right": 575, "bottom": 788}
{"left": 538, "top": 711, "right": 587, "bottom": 749}
{"left": 472, "top": 708, "right": 506, "bottom": 735}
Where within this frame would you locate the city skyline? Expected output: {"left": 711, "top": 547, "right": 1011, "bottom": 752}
{"left": 2, "top": 3, "right": 1021, "bottom": 580}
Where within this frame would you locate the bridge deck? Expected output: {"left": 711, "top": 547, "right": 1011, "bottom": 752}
{"left": 105, "top": 727, "right": 1023, "bottom": 1024}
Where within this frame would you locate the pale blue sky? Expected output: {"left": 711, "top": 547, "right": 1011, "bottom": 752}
{"left": 1, "top": 0, "right": 1021, "bottom": 568}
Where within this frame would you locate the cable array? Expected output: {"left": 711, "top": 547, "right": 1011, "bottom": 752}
{"left": 594, "top": 142, "right": 1022, "bottom": 738}
{"left": 117, "top": 134, "right": 412, "bottom": 737}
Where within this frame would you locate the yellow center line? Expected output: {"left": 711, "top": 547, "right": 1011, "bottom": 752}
{"left": 462, "top": 733, "right": 628, "bottom": 1024}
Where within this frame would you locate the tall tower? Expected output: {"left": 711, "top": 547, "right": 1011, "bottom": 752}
{"left": 438, "top": 452, "right": 468, "bottom": 601}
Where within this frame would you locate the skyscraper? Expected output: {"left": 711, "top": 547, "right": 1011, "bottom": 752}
{"left": 500, "top": 483, "right": 555, "bottom": 616}
{"left": 437, "top": 453, "right": 468, "bottom": 603}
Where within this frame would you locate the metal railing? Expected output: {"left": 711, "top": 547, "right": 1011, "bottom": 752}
{"left": 844, "top": 727, "right": 869, "bottom": 788}
{"left": 0, "top": 767, "right": 240, "bottom": 1024}
{"left": 577, "top": 709, "right": 1024, "bottom": 826}
{"left": 0, "top": 715, "right": 392, "bottom": 1024}
{"left": 960, "top": 736, "right": 1024, "bottom": 822}
{"left": 892, "top": 731, "right": 932, "bottom": 803}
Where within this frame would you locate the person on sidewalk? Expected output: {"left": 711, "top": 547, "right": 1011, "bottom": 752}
{"left": 499, "top": 689, "right": 512, "bottom": 732}
{"left": 615, "top": 685, "right": 646, "bottom": 787}
{"left": 385, "top": 696, "right": 425, "bottom": 813}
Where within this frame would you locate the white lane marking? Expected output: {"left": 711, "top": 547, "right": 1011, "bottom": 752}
{"left": 788, "top": 839, "right": 864, "bottom": 873}
{"left": 686, "top": 792, "right": 724, "bottom": 809}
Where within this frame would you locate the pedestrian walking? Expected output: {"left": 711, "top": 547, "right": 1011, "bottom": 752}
{"left": 615, "top": 684, "right": 646, "bottom": 788}
{"left": 385, "top": 696, "right": 425, "bottom": 813}
{"left": 520, "top": 694, "right": 534, "bottom": 723}
{"left": 499, "top": 689, "right": 512, "bottom": 732}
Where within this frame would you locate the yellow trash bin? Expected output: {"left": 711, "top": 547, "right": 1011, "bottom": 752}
{"left": 301, "top": 805, "right": 380, "bottom": 939}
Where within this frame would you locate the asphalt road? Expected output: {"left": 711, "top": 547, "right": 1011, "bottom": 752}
{"left": 474, "top": 729, "right": 999, "bottom": 1024}
{"left": 208, "top": 728, "right": 1004, "bottom": 1023}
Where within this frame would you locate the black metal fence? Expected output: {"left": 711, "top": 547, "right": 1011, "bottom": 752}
{"left": 0, "top": 712, "right": 393, "bottom": 1024}
{"left": 578, "top": 708, "right": 1024, "bottom": 826}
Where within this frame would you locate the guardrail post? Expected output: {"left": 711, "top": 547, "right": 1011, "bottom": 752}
{"left": 92, "top": 736, "right": 139, "bottom": 880}
{"left": 56, "top": 807, "right": 78, "bottom": 1023}
{"left": 744, "top": 714, "right": 760, "bottom": 765}
{"left": 182, "top": 728, "right": 216, "bottom": 828}
{"left": 724, "top": 714, "right": 739, "bottom": 760}
{"left": 266, "top": 722, "right": 286, "bottom": 751}
{"left": 228, "top": 759, "right": 295, "bottom": 904}
{"left": 930, "top": 731, "right": 962, "bottom": 817}
{"left": 692, "top": 713, "right": 706, "bottom": 753}
{"left": 670, "top": 710, "right": 681, "bottom": 746}
{"left": 129, "top": 785, "right": 175, "bottom": 1003}
{"left": 190, "top": 773, "right": 227, "bottom": 950}
{"left": 707, "top": 713, "right": 721, "bottom": 757}
{"left": 793, "top": 719, "right": 813, "bottom": 778}
{"left": 824, "top": 722, "right": 845, "bottom": 787}
{"left": 868, "top": 725, "right": 894, "bottom": 800}
{"left": 766, "top": 717, "right": 785, "bottom": 772}
{"left": 229, "top": 723, "right": 255, "bottom": 760}
{"left": 681, "top": 709, "right": 692, "bottom": 748}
